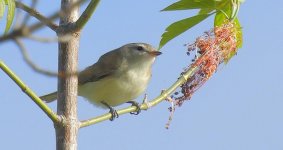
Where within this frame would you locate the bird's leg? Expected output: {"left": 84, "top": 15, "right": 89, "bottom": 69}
{"left": 127, "top": 101, "right": 141, "bottom": 115}
{"left": 101, "top": 101, "right": 119, "bottom": 121}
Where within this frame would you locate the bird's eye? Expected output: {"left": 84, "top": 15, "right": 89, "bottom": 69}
{"left": 136, "top": 46, "right": 144, "bottom": 51}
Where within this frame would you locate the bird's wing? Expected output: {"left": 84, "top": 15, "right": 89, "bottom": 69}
{"left": 78, "top": 49, "right": 124, "bottom": 85}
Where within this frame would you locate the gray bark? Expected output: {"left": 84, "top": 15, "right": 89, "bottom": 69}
{"left": 56, "top": 0, "right": 80, "bottom": 150}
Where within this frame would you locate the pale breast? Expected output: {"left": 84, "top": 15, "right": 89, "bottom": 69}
{"left": 78, "top": 66, "right": 151, "bottom": 107}
{"left": 121, "top": 67, "right": 151, "bottom": 98}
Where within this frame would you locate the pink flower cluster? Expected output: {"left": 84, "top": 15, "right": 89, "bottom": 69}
{"left": 172, "top": 21, "right": 240, "bottom": 108}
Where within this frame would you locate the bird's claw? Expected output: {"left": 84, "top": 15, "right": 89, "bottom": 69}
{"left": 109, "top": 107, "right": 119, "bottom": 121}
{"left": 101, "top": 101, "right": 119, "bottom": 121}
{"left": 127, "top": 101, "right": 141, "bottom": 115}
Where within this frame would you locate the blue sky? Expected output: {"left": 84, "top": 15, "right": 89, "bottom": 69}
{"left": 1, "top": 0, "right": 283, "bottom": 150}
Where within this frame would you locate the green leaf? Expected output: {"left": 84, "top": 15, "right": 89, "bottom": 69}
{"left": 159, "top": 14, "right": 212, "bottom": 49}
{"left": 214, "top": 0, "right": 242, "bottom": 26}
{"left": 214, "top": 11, "right": 227, "bottom": 27}
{"left": 224, "top": 18, "right": 243, "bottom": 63}
{"left": 214, "top": 1, "right": 231, "bottom": 27}
{"left": 0, "top": 0, "right": 4, "bottom": 18}
{"left": 198, "top": 8, "right": 214, "bottom": 14}
{"left": 4, "top": 0, "right": 15, "bottom": 33}
{"left": 0, "top": 0, "right": 5, "bottom": 19}
{"left": 162, "top": 0, "right": 218, "bottom": 11}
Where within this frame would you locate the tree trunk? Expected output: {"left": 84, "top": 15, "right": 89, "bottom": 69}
{"left": 56, "top": 0, "right": 80, "bottom": 150}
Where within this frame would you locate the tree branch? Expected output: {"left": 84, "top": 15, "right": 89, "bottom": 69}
{"left": 0, "top": 61, "right": 61, "bottom": 124}
{"left": 14, "top": 39, "right": 58, "bottom": 76}
{"left": 79, "top": 66, "right": 198, "bottom": 128}
{"left": 25, "top": 34, "right": 72, "bottom": 43}
{"left": 14, "top": 38, "right": 80, "bottom": 78}
{"left": 15, "top": 1, "right": 59, "bottom": 31}
{"left": 0, "top": 0, "right": 88, "bottom": 43}
{"left": 21, "top": 0, "right": 38, "bottom": 26}
{"left": 71, "top": 0, "right": 100, "bottom": 32}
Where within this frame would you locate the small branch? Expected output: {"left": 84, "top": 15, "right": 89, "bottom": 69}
{"left": 71, "top": 0, "right": 100, "bottom": 32}
{"left": 22, "top": 0, "right": 38, "bottom": 26}
{"left": 0, "top": 61, "right": 61, "bottom": 124}
{"left": 0, "top": 0, "right": 88, "bottom": 43}
{"left": 79, "top": 66, "right": 198, "bottom": 128}
{"left": 15, "top": 1, "right": 59, "bottom": 31}
{"left": 26, "top": 34, "right": 72, "bottom": 43}
{"left": 14, "top": 39, "right": 58, "bottom": 76}
{"left": 14, "top": 39, "right": 79, "bottom": 78}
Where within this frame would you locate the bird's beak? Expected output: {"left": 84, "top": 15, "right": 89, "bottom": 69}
{"left": 148, "top": 51, "right": 162, "bottom": 56}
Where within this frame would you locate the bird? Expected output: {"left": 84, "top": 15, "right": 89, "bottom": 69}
{"left": 40, "top": 43, "right": 161, "bottom": 120}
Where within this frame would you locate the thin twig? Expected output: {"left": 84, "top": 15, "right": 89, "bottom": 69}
{"left": 0, "top": 61, "right": 61, "bottom": 124}
{"left": 79, "top": 66, "right": 198, "bottom": 128}
{"left": 13, "top": 0, "right": 24, "bottom": 29}
{"left": 13, "top": 38, "right": 59, "bottom": 76}
{"left": 71, "top": 0, "right": 100, "bottom": 32}
{"left": 26, "top": 34, "right": 72, "bottom": 43}
{"left": 15, "top": 1, "right": 59, "bottom": 31}
{"left": 0, "top": 0, "right": 88, "bottom": 42}
{"left": 22, "top": 0, "right": 38, "bottom": 26}
{"left": 14, "top": 38, "right": 79, "bottom": 77}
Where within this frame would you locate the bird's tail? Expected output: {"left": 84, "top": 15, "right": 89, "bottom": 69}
{"left": 40, "top": 91, "right": 57, "bottom": 103}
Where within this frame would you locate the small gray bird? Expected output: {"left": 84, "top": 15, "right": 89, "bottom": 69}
{"left": 40, "top": 43, "right": 161, "bottom": 120}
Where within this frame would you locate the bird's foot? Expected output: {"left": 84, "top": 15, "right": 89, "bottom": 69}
{"left": 108, "top": 107, "right": 119, "bottom": 121}
{"left": 101, "top": 101, "right": 119, "bottom": 121}
{"left": 127, "top": 101, "right": 141, "bottom": 115}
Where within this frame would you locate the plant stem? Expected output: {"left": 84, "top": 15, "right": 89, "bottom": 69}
{"left": 72, "top": 0, "right": 100, "bottom": 32}
{"left": 15, "top": 1, "right": 58, "bottom": 31}
{"left": 0, "top": 60, "right": 60, "bottom": 124}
